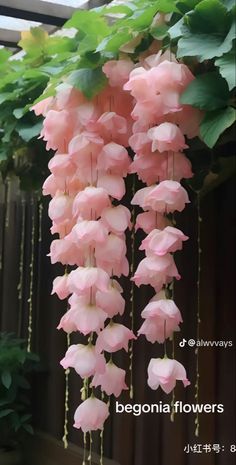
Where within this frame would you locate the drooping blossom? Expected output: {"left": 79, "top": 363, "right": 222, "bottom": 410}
{"left": 51, "top": 274, "right": 70, "bottom": 300}
{"left": 96, "top": 323, "right": 136, "bottom": 354}
{"left": 74, "top": 396, "right": 109, "bottom": 432}
{"left": 138, "top": 298, "right": 182, "bottom": 343}
{"left": 147, "top": 357, "right": 190, "bottom": 393}
{"left": 140, "top": 226, "right": 188, "bottom": 256}
{"left": 60, "top": 344, "right": 106, "bottom": 378}
{"left": 132, "top": 254, "right": 180, "bottom": 291}
{"left": 91, "top": 361, "right": 128, "bottom": 397}
{"left": 68, "top": 267, "right": 110, "bottom": 294}
{"left": 57, "top": 302, "right": 107, "bottom": 335}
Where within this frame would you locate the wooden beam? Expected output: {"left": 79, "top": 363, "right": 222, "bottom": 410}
{"left": 0, "top": 6, "right": 67, "bottom": 26}
{"left": 0, "top": 0, "right": 88, "bottom": 21}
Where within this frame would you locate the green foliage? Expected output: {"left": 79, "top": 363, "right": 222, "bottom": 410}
{"left": 200, "top": 107, "right": 236, "bottom": 148}
{"left": 0, "top": 333, "right": 39, "bottom": 447}
{"left": 67, "top": 67, "right": 107, "bottom": 99}
{"left": 215, "top": 51, "right": 236, "bottom": 90}
{"left": 180, "top": 72, "right": 230, "bottom": 110}
{"left": 0, "top": 0, "right": 235, "bottom": 191}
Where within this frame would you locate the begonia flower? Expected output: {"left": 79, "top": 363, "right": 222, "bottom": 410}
{"left": 148, "top": 357, "right": 190, "bottom": 393}
{"left": 60, "top": 343, "right": 106, "bottom": 378}
{"left": 74, "top": 397, "right": 109, "bottom": 432}
{"left": 91, "top": 361, "right": 128, "bottom": 397}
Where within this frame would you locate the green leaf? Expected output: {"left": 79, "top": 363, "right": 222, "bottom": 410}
{"left": 0, "top": 149, "right": 7, "bottom": 162}
{"left": 177, "top": 19, "right": 236, "bottom": 61}
{"left": 180, "top": 72, "right": 229, "bottom": 110}
{"left": 64, "top": 10, "right": 110, "bottom": 38}
{"left": 1, "top": 371, "right": 12, "bottom": 389}
{"left": 200, "top": 106, "right": 236, "bottom": 147}
{"left": 16, "top": 121, "right": 43, "bottom": 142}
{"left": 23, "top": 423, "right": 34, "bottom": 435}
{"left": 96, "top": 30, "right": 133, "bottom": 53}
{"left": 122, "top": 5, "right": 160, "bottom": 31}
{"left": 0, "top": 48, "right": 12, "bottom": 63}
{"left": 151, "top": 24, "right": 169, "bottom": 39}
{"left": 20, "top": 413, "right": 32, "bottom": 423}
{"left": 18, "top": 27, "right": 48, "bottom": 56}
{"left": 67, "top": 68, "right": 107, "bottom": 99}
{"left": 215, "top": 51, "right": 236, "bottom": 90}
{"left": 222, "top": 0, "right": 235, "bottom": 11}
{"left": 176, "top": 0, "right": 202, "bottom": 14}
{"left": 0, "top": 408, "right": 14, "bottom": 418}
{"left": 187, "top": 0, "right": 229, "bottom": 34}
{"left": 168, "top": 17, "right": 188, "bottom": 39}
{"left": 154, "top": 0, "right": 179, "bottom": 13}
{"left": 101, "top": 4, "right": 134, "bottom": 15}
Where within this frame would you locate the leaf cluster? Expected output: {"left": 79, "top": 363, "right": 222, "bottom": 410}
{"left": 0, "top": 333, "right": 39, "bottom": 447}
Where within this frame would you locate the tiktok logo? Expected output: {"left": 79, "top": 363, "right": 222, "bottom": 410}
{"left": 179, "top": 338, "right": 187, "bottom": 347}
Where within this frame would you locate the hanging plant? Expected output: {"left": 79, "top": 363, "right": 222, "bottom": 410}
{"left": 0, "top": 0, "right": 235, "bottom": 461}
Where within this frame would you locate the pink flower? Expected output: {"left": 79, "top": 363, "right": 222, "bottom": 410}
{"left": 138, "top": 298, "right": 182, "bottom": 343}
{"left": 43, "top": 174, "right": 63, "bottom": 197}
{"left": 32, "top": 96, "right": 53, "bottom": 116}
{"left": 74, "top": 397, "right": 109, "bottom": 432}
{"left": 132, "top": 254, "right": 180, "bottom": 291}
{"left": 68, "top": 220, "right": 108, "bottom": 247}
{"left": 147, "top": 123, "right": 188, "bottom": 153}
{"left": 73, "top": 186, "right": 111, "bottom": 220}
{"left": 50, "top": 218, "right": 76, "bottom": 237}
{"left": 96, "top": 280, "right": 125, "bottom": 318}
{"left": 131, "top": 186, "right": 156, "bottom": 210}
{"left": 129, "top": 152, "right": 166, "bottom": 185}
{"left": 95, "top": 234, "right": 129, "bottom": 277}
{"left": 54, "top": 84, "right": 86, "bottom": 110}
{"left": 57, "top": 302, "right": 107, "bottom": 335}
{"left": 40, "top": 110, "right": 75, "bottom": 152}
{"left": 91, "top": 361, "right": 128, "bottom": 397}
{"left": 97, "top": 142, "right": 130, "bottom": 176}
{"left": 68, "top": 267, "right": 110, "bottom": 294}
{"left": 49, "top": 239, "right": 82, "bottom": 266}
{"left": 163, "top": 152, "right": 193, "bottom": 181}
{"left": 60, "top": 344, "right": 106, "bottom": 378}
{"left": 135, "top": 211, "right": 170, "bottom": 234}
{"left": 91, "top": 112, "right": 128, "bottom": 144}
{"left": 124, "top": 67, "right": 155, "bottom": 102}
{"left": 173, "top": 105, "right": 203, "bottom": 139}
{"left": 150, "top": 60, "right": 194, "bottom": 93}
{"left": 129, "top": 132, "right": 152, "bottom": 156}
{"left": 103, "top": 59, "right": 134, "bottom": 87}
{"left": 96, "top": 323, "right": 136, "bottom": 353}
{"left": 51, "top": 274, "right": 70, "bottom": 300}
{"left": 147, "top": 357, "right": 190, "bottom": 393}
{"left": 101, "top": 205, "right": 131, "bottom": 234}
{"left": 48, "top": 194, "right": 73, "bottom": 224}
{"left": 69, "top": 132, "right": 103, "bottom": 167}
{"left": 144, "top": 180, "right": 190, "bottom": 213}
{"left": 97, "top": 174, "right": 125, "bottom": 201}
{"left": 140, "top": 226, "right": 188, "bottom": 256}
{"left": 48, "top": 153, "right": 75, "bottom": 178}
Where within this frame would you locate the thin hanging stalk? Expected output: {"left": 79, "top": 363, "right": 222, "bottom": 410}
{"left": 129, "top": 174, "right": 136, "bottom": 400}
{"left": 195, "top": 193, "right": 202, "bottom": 437}
{"left": 27, "top": 196, "right": 35, "bottom": 353}
{"left": 17, "top": 196, "right": 26, "bottom": 337}
{"left": 62, "top": 331, "right": 71, "bottom": 449}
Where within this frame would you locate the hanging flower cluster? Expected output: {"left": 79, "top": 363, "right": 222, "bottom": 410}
{"left": 123, "top": 50, "right": 202, "bottom": 393}
{"left": 33, "top": 48, "right": 202, "bottom": 433}
{"left": 33, "top": 69, "right": 137, "bottom": 432}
